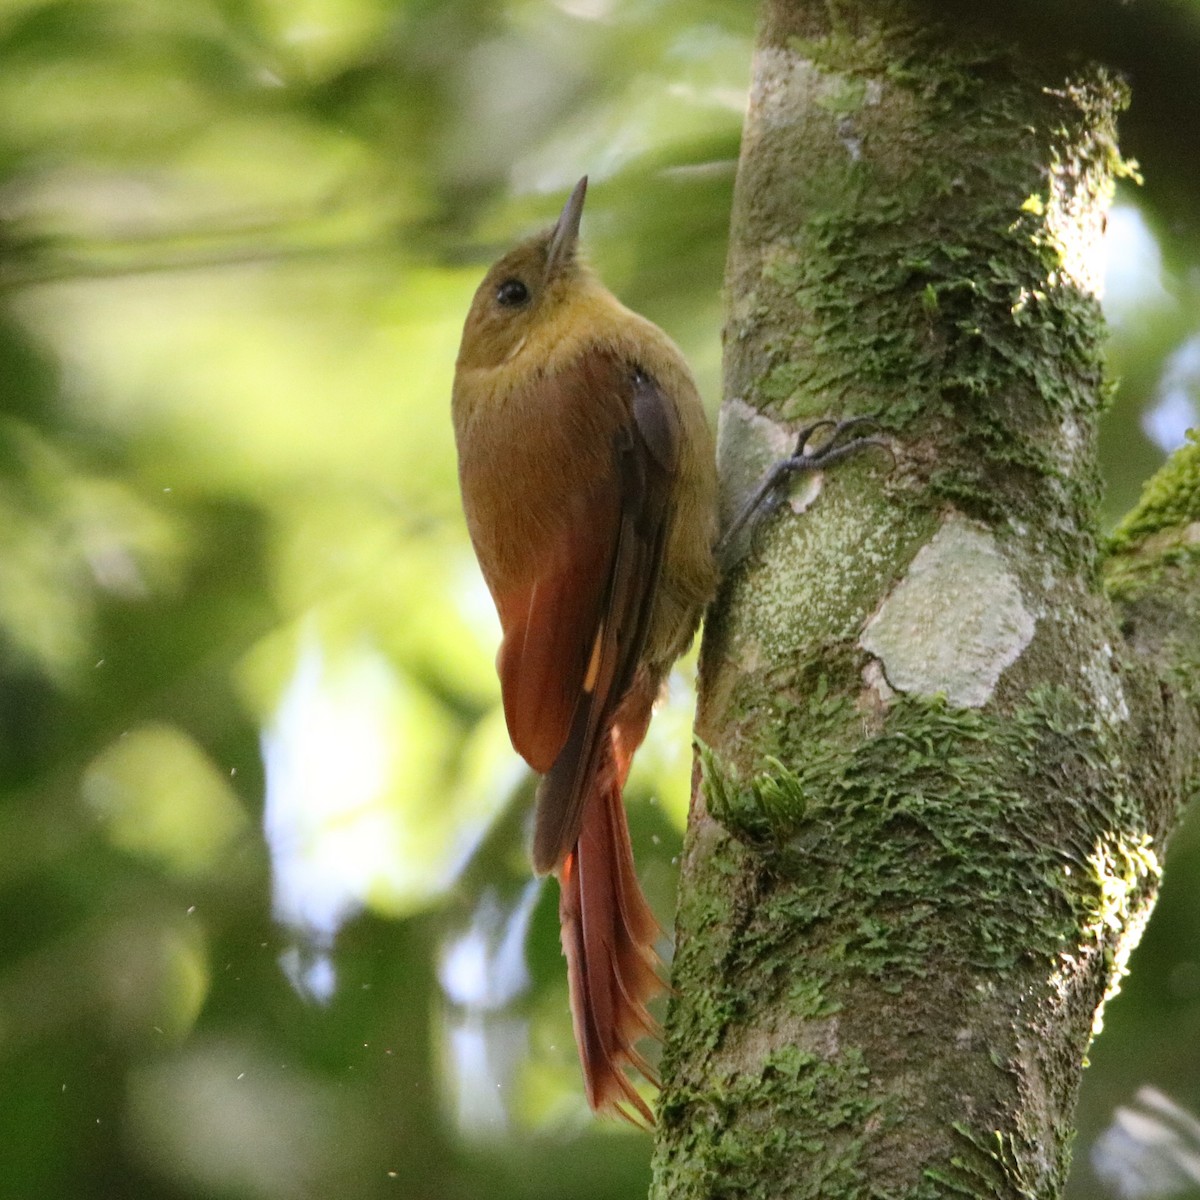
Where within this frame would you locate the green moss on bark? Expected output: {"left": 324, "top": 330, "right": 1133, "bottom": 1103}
{"left": 652, "top": 2, "right": 1176, "bottom": 1198}
{"left": 720, "top": 9, "right": 1121, "bottom": 584}
{"left": 1104, "top": 435, "right": 1200, "bottom": 720}
{"left": 1108, "top": 430, "right": 1200, "bottom": 549}
{"left": 662, "top": 685, "right": 1160, "bottom": 1199}
{"left": 700, "top": 687, "right": 1153, "bottom": 983}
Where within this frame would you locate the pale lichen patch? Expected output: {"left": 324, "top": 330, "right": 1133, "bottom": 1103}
{"left": 859, "top": 513, "right": 1036, "bottom": 707}
{"left": 747, "top": 45, "right": 814, "bottom": 134}
{"left": 858, "top": 658, "right": 894, "bottom": 730}
{"left": 1078, "top": 639, "right": 1131, "bottom": 734}
{"left": 743, "top": 481, "right": 898, "bottom": 656}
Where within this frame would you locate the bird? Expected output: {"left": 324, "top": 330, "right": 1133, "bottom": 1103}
{"left": 452, "top": 176, "right": 719, "bottom": 1122}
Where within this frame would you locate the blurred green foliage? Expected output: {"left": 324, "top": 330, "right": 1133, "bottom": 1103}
{"left": 0, "top": 1, "right": 1195, "bottom": 1198}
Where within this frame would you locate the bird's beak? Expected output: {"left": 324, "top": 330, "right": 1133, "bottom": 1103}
{"left": 545, "top": 176, "right": 587, "bottom": 276}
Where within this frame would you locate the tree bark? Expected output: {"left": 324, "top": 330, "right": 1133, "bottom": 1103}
{"left": 651, "top": 2, "right": 1200, "bottom": 1197}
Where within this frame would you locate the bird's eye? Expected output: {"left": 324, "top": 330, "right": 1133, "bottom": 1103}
{"left": 496, "top": 278, "right": 530, "bottom": 308}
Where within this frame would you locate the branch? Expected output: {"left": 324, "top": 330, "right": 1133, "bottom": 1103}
{"left": 1105, "top": 432, "right": 1200, "bottom": 825}
{"left": 651, "top": 2, "right": 1197, "bottom": 1196}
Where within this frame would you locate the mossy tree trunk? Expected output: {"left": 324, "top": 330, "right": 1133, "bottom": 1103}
{"left": 651, "top": 2, "right": 1200, "bottom": 1197}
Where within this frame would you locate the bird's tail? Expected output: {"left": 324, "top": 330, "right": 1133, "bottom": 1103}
{"left": 556, "top": 686, "right": 663, "bottom": 1124}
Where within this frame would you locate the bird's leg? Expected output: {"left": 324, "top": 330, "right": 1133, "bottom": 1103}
{"left": 716, "top": 416, "right": 890, "bottom": 573}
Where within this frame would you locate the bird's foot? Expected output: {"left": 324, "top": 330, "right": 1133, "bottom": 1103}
{"left": 717, "top": 416, "right": 891, "bottom": 572}
{"left": 783, "top": 416, "right": 890, "bottom": 475}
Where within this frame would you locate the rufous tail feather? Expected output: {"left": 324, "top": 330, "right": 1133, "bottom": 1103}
{"left": 557, "top": 722, "right": 663, "bottom": 1125}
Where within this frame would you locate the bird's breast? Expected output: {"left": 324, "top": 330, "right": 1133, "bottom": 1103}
{"left": 453, "top": 357, "right": 624, "bottom": 596}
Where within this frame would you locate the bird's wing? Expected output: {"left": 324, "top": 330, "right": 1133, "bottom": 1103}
{"left": 493, "top": 490, "right": 614, "bottom": 778}
{"left": 488, "top": 352, "right": 678, "bottom": 866}
{"left": 530, "top": 365, "right": 679, "bottom": 874}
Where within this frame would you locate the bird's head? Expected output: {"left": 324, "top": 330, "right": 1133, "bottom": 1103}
{"left": 456, "top": 177, "right": 595, "bottom": 371}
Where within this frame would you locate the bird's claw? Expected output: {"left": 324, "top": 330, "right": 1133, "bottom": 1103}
{"left": 787, "top": 416, "right": 892, "bottom": 471}
{"left": 716, "top": 415, "right": 892, "bottom": 573}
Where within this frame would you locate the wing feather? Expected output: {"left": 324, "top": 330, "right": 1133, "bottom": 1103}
{"left": 532, "top": 368, "right": 678, "bottom": 873}
{"left": 483, "top": 355, "right": 679, "bottom": 807}
{"left": 494, "top": 501, "right": 613, "bottom": 773}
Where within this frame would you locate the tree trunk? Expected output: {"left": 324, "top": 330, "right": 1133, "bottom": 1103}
{"left": 651, "top": 2, "right": 1200, "bottom": 1196}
